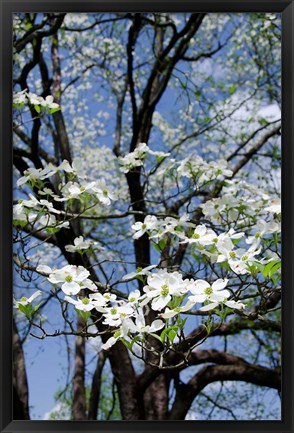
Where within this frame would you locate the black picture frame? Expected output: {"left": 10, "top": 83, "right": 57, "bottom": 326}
{"left": 1, "top": 1, "right": 293, "bottom": 432}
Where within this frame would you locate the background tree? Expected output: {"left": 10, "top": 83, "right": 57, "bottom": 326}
{"left": 13, "top": 12, "right": 281, "bottom": 421}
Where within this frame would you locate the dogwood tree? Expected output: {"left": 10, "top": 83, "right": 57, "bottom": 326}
{"left": 13, "top": 12, "right": 281, "bottom": 421}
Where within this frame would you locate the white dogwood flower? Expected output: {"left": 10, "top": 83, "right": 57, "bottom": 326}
{"left": 131, "top": 313, "right": 165, "bottom": 334}
{"left": 228, "top": 246, "right": 261, "bottom": 275}
{"left": 200, "top": 298, "right": 246, "bottom": 312}
{"left": 65, "top": 236, "right": 93, "bottom": 253}
{"left": 88, "top": 292, "right": 111, "bottom": 310}
{"left": 122, "top": 264, "right": 157, "bottom": 281}
{"left": 119, "top": 143, "right": 149, "bottom": 173}
{"left": 131, "top": 215, "right": 158, "bottom": 239}
{"left": 160, "top": 300, "right": 195, "bottom": 318}
{"left": 57, "top": 181, "right": 97, "bottom": 200}
{"left": 47, "top": 265, "right": 90, "bottom": 295}
{"left": 264, "top": 198, "right": 281, "bottom": 214}
{"left": 94, "top": 187, "right": 116, "bottom": 206}
{"left": 188, "top": 278, "right": 230, "bottom": 305}
{"left": 14, "top": 290, "right": 42, "bottom": 308}
{"left": 143, "top": 269, "right": 186, "bottom": 311}
{"left": 40, "top": 95, "right": 59, "bottom": 110}
{"left": 127, "top": 290, "right": 142, "bottom": 305}
{"left": 17, "top": 164, "right": 57, "bottom": 187}
{"left": 64, "top": 296, "right": 95, "bottom": 312}
{"left": 180, "top": 224, "right": 217, "bottom": 246}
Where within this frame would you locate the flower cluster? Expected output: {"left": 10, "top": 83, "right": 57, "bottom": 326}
{"left": 65, "top": 236, "right": 102, "bottom": 253}
{"left": 131, "top": 213, "right": 193, "bottom": 240}
{"left": 13, "top": 89, "right": 60, "bottom": 112}
{"left": 13, "top": 194, "right": 70, "bottom": 230}
{"left": 131, "top": 212, "right": 280, "bottom": 276}
{"left": 36, "top": 264, "right": 97, "bottom": 295}
{"left": 201, "top": 180, "right": 281, "bottom": 225}
{"left": 177, "top": 156, "right": 233, "bottom": 184}
{"left": 16, "top": 159, "right": 116, "bottom": 206}
{"left": 29, "top": 265, "right": 245, "bottom": 351}
{"left": 119, "top": 143, "right": 170, "bottom": 173}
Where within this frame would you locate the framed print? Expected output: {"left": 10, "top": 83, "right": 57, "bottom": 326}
{"left": 1, "top": 1, "right": 293, "bottom": 432}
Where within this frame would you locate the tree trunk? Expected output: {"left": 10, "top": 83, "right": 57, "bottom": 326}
{"left": 13, "top": 318, "right": 30, "bottom": 420}
{"left": 72, "top": 316, "right": 86, "bottom": 420}
{"left": 143, "top": 374, "right": 169, "bottom": 420}
{"left": 88, "top": 351, "right": 106, "bottom": 419}
{"left": 107, "top": 342, "right": 143, "bottom": 419}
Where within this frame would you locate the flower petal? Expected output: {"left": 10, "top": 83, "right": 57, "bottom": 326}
{"left": 225, "top": 300, "right": 246, "bottom": 310}
{"left": 36, "top": 265, "right": 52, "bottom": 274}
{"left": 76, "top": 303, "right": 94, "bottom": 312}
{"left": 101, "top": 337, "right": 118, "bottom": 350}
{"left": 188, "top": 294, "right": 207, "bottom": 303}
{"left": 151, "top": 295, "right": 171, "bottom": 311}
{"left": 210, "top": 290, "right": 230, "bottom": 301}
{"left": 61, "top": 281, "right": 81, "bottom": 295}
{"left": 190, "top": 279, "right": 209, "bottom": 294}
{"left": 212, "top": 278, "right": 228, "bottom": 291}
{"left": 28, "top": 290, "right": 42, "bottom": 303}
{"left": 149, "top": 319, "right": 165, "bottom": 332}
{"left": 161, "top": 308, "right": 178, "bottom": 319}
{"left": 64, "top": 296, "right": 78, "bottom": 305}
{"left": 199, "top": 302, "right": 219, "bottom": 311}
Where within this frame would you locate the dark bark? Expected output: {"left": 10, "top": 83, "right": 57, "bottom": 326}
{"left": 51, "top": 33, "right": 72, "bottom": 164}
{"left": 14, "top": 14, "right": 66, "bottom": 54}
{"left": 13, "top": 318, "right": 30, "bottom": 420}
{"left": 72, "top": 316, "right": 86, "bottom": 420}
{"left": 88, "top": 351, "right": 106, "bottom": 420}
{"left": 108, "top": 342, "right": 143, "bottom": 419}
{"left": 169, "top": 362, "right": 280, "bottom": 420}
{"left": 143, "top": 374, "right": 169, "bottom": 420}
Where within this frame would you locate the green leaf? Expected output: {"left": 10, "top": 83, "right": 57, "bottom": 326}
{"left": 18, "top": 303, "right": 33, "bottom": 319}
{"left": 152, "top": 239, "right": 166, "bottom": 252}
{"left": 49, "top": 107, "right": 61, "bottom": 114}
{"left": 34, "top": 105, "right": 41, "bottom": 113}
{"left": 268, "top": 262, "right": 281, "bottom": 278}
{"left": 18, "top": 304, "right": 29, "bottom": 316}
{"left": 155, "top": 155, "right": 165, "bottom": 164}
{"left": 168, "top": 295, "right": 184, "bottom": 310}
{"left": 13, "top": 219, "right": 27, "bottom": 229}
{"left": 271, "top": 274, "right": 281, "bottom": 285}
{"left": 160, "top": 326, "right": 178, "bottom": 343}
{"left": 46, "top": 227, "right": 61, "bottom": 234}
{"left": 258, "top": 117, "right": 268, "bottom": 126}
{"left": 130, "top": 335, "right": 141, "bottom": 350}
{"left": 120, "top": 338, "right": 132, "bottom": 350}
{"left": 13, "top": 102, "right": 25, "bottom": 110}
{"left": 75, "top": 309, "right": 91, "bottom": 322}
{"left": 149, "top": 333, "right": 163, "bottom": 343}
{"left": 250, "top": 260, "right": 265, "bottom": 276}
{"left": 32, "top": 303, "right": 41, "bottom": 315}
{"left": 262, "top": 260, "right": 281, "bottom": 278}
{"left": 168, "top": 330, "right": 177, "bottom": 343}
{"left": 176, "top": 316, "right": 187, "bottom": 329}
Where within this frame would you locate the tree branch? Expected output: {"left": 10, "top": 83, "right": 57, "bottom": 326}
{"left": 169, "top": 362, "right": 280, "bottom": 419}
